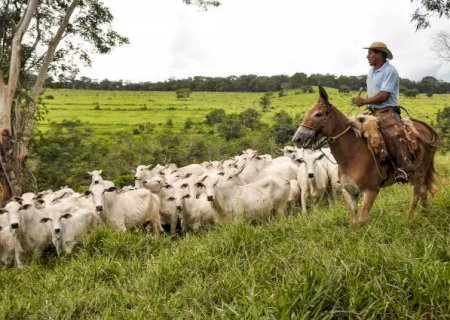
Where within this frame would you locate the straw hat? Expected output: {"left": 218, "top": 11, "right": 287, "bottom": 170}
{"left": 363, "top": 41, "right": 393, "bottom": 60}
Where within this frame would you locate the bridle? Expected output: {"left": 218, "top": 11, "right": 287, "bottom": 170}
{"left": 299, "top": 102, "right": 353, "bottom": 147}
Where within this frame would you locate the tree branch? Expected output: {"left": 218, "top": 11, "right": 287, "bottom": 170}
{"left": 31, "top": 0, "right": 81, "bottom": 102}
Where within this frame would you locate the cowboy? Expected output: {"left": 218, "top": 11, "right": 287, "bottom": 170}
{"left": 352, "top": 41, "right": 414, "bottom": 182}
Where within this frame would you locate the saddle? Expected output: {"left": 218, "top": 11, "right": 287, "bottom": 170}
{"left": 349, "top": 114, "right": 420, "bottom": 164}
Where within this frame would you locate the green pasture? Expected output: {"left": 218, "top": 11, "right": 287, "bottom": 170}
{"left": 39, "top": 88, "right": 449, "bottom": 134}
{"left": 1, "top": 156, "right": 449, "bottom": 318}
{"left": 1, "top": 88, "right": 447, "bottom": 318}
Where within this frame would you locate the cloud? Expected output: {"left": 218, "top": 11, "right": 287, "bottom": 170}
{"left": 79, "top": 0, "right": 450, "bottom": 83}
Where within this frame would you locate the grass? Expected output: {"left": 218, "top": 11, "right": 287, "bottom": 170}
{"left": 1, "top": 89, "right": 448, "bottom": 318}
{"left": 1, "top": 156, "right": 449, "bottom": 318}
{"left": 39, "top": 88, "right": 450, "bottom": 135}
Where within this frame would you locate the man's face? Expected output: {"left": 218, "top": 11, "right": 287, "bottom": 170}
{"left": 367, "top": 49, "right": 382, "bottom": 66}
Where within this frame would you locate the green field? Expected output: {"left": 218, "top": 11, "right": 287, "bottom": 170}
{"left": 1, "top": 88, "right": 448, "bottom": 319}
{"left": 39, "top": 88, "right": 449, "bottom": 134}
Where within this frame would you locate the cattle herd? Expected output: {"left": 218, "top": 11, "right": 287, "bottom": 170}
{"left": 0, "top": 146, "right": 340, "bottom": 268}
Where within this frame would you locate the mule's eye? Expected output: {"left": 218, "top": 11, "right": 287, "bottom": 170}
{"left": 315, "top": 112, "right": 323, "bottom": 117}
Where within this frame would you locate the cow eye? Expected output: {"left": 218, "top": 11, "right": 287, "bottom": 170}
{"left": 183, "top": 194, "right": 191, "bottom": 199}
{"left": 168, "top": 197, "right": 175, "bottom": 201}
{"left": 296, "top": 159, "right": 304, "bottom": 164}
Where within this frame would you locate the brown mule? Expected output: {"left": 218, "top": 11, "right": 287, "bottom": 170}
{"left": 292, "top": 85, "right": 439, "bottom": 225}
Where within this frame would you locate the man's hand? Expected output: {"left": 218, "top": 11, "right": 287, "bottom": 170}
{"left": 351, "top": 97, "right": 365, "bottom": 107}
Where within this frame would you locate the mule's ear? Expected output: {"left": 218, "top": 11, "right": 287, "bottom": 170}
{"left": 318, "top": 84, "right": 329, "bottom": 105}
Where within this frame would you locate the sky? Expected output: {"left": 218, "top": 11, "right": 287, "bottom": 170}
{"left": 78, "top": 0, "right": 450, "bottom": 83}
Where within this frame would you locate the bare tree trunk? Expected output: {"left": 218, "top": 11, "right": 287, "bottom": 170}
{"left": 0, "top": 0, "right": 39, "bottom": 204}
{"left": 19, "top": 0, "right": 81, "bottom": 163}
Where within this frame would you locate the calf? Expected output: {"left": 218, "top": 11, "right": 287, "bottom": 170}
{"left": 0, "top": 200, "right": 52, "bottom": 267}
{"left": 296, "top": 149, "right": 328, "bottom": 213}
{"left": 40, "top": 205, "right": 100, "bottom": 255}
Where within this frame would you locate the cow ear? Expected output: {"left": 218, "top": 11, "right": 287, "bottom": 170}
{"left": 40, "top": 217, "right": 51, "bottom": 223}
{"left": 104, "top": 186, "right": 117, "bottom": 193}
{"left": 19, "top": 204, "right": 32, "bottom": 211}
{"left": 61, "top": 213, "right": 72, "bottom": 220}
{"left": 11, "top": 196, "right": 23, "bottom": 204}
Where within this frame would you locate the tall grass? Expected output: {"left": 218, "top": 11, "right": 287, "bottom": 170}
{"left": 1, "top": 161, "right": 449, "bottom": 318}
{"left": 1, "top": 89, "right": 447, "bottom": 318}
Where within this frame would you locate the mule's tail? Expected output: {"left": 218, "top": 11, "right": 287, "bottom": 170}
{"left": 425, "top": 156, "right": 438, "bottom": 196}
{"left": 412, "top": 118, "right": 440, "bottom": 196}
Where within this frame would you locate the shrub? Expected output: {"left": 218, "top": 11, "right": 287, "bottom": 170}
{"left": 404, "top": 89, "right": 419, "bottom": 98}
{"left": 184, "top": 118, "right": 194, "bottom": 130}
{"left": 175, "top": 88, "right": 191, "bottom": 99}
{"left": 259, "top": 93, "right": 272, "bottom": 110}
{"left": 205, "top": 108, "right": 226, "bottom": 125}
{"left": 338, "top": 85, "right": 350, "bottom": 93}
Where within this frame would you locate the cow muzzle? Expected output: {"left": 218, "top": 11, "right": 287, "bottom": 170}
{"left": 10, "top": 222, "right": 19, "bottom": 229}
{"left": 207, "top": 195, "right": 213, "bottom": 201}
{"left": 96, "top": 205, "right": 103, "bottom": 212}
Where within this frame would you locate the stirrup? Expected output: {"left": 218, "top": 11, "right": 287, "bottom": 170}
{"left": 394, "top": 168, "right": 408, "bottom": 183}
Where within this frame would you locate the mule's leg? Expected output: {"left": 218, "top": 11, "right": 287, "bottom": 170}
{"left": 406, "top": 182, "right": 422, "bottom": 220}
{"left": 342, "top": 189, "right": 358, "bottom": 226}
{"left": 419, "top": 184, "right": 429, "bottom": 210}
{"left": 358, "top": 189, "right": 379, "bottom": 225}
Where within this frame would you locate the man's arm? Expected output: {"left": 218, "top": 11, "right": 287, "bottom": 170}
{"left": 353, "top": 91, "right": 390, "bottom": 107}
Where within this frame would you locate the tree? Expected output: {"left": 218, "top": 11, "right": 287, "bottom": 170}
{"left": 410, "top": 0, "right": 450, "bottom": 30}
{"left": 259, "top": 93, "right": 272, "bottom": 110}
{"left": 217, "top": 114, "right": 246, "bottom": 141}
{"left": 436, "top": 106, "right": 450, "bottom": 152}
{"left": 411, "top": 1, "right": 450, "bottom": 62}
{"left": 0, "top": 0, "right": 220, "bottom": 203}
{"left": 205, "top": 108, "right": 226, "bottom": 125}
{"left": 270, "top": 111, "right": 297, "bottom": 144}
{"left": 432, "top": 31, "right": 450, "bottom": 62}
{"left": 175, "top": 87, "right": 191, "bottom": 99}
{"left": 239, "top": 108, "right": 262, "bottom": 130}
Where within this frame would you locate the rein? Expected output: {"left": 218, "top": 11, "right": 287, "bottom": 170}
{"left": 327, "top": 125, "right": 352, "bottom": 144}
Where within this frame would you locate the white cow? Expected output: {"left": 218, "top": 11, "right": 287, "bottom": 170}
{"left": 88, "top": 170, "right": 115, "bottom": 190}
{"left": 176, "top": 182, "right": 219, "bottom": 233}
{"left": 318, "top": 148, "right": 341, "bottom": 198}
{"left": 296, "top": 149, "right": 328, "bottom": 213}
{"left": 133, "top": 164, "right": 168, "bottom": 188}
{"left": 0, "top": 200, "right": 52, "bottom": 267}
{"left": 0, "top": 213, "right": 14, "bottom": 267}
{"left": 40, "top": 205, "right": 100, "bottom": 255}
{"left": 87, "top": 184, "right": 162, "bottom": 234}
{"left": 195, "top": 173, "right": 291, "bottom": 221}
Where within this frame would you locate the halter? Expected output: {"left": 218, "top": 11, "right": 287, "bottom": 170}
{"left": 299, "top": 103, "right": 353, "bottom": 146}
